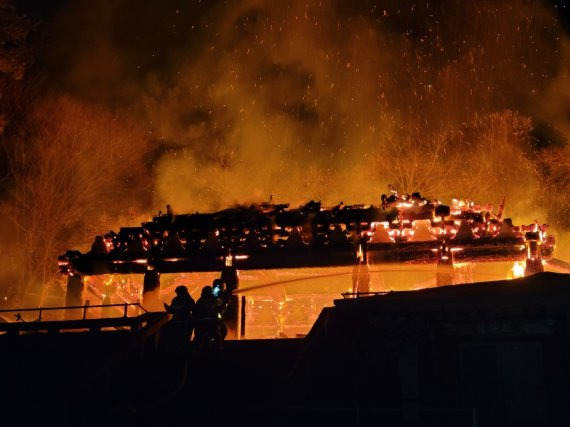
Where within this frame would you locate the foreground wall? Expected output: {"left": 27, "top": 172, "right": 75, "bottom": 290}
{"left": 290, "top": 272, "right": 570, "bottom": 427}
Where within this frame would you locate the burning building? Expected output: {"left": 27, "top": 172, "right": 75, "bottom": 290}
{"left": 59, "top": 192, "right": 555, "bottom": 338}
{"left": 3, "top": 0, "right": 570, "bottom": 313}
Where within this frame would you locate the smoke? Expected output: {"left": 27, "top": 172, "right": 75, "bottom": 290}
{"left": 138, "top": 0, "right": 564, "bottom": 211}
{"left": 5, "top": 0, "right": 570, "bottom": 268}
{"left": 144, "top": 0, "right": 394, "bottom": 209}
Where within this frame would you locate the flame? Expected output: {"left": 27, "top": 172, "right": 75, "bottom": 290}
{"left": 512, "top": 261, "right": 525, "bottom": 279}
{"left": 225, "top": 253, "right": 233, "bottom": 267}
{"left": 356, "top": 244, "right": 364, "bottom": 262}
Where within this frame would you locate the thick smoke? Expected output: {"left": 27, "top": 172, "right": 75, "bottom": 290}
{"left": 141, "top": 0, "right": 564, "bottom": 213}
{"left": 39, "top": 0, "right": 570, "bottom": 239}
{"left": 3, "top": 0, "right": 570, "bottom": 303}
{"left": 40, "top": 1, "right": 566, "bottom": 208}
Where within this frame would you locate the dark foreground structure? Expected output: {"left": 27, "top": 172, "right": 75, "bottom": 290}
{"left": 1, "top": 272, "right": 570, "bottom": 427}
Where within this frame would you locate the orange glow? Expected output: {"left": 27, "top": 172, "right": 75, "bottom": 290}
{"left": 512, "top": 261, "right": 525, "bottom": 279}
{"left": 4, "top": 1, "right": 570, "bottom": 311}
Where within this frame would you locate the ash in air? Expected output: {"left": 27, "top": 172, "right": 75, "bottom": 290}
{"left": 1, "top": 0, "right": 570, "bottom": 303}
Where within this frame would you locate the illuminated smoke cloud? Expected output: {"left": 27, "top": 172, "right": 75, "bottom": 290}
{"left": 3, "top": 0, "right": 570, "bottom": 304}
{"left": 39, "top": 0, "right": 570, "bottom": 218}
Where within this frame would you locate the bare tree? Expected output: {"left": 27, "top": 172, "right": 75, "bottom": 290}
{"left": 453, "top": 111, "right": 538, "bottom": 207}
{"left": 0, "top": 0, "right": 33, "bottom": 135}
{"left": 540, "top": 145, "right": 570, "bottom": 227}
{"left": 375, "top": 126, "right": 462, "bottom": 198}
{"left": 374, "top": 110, "right": 537, "bottom": 206}
{"left": 1, "top": 96, "right": 150, "bottom": 305}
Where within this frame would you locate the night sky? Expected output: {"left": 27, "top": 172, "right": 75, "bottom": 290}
{"left": 13, "top": 1, "right": 570, "bottom": 106}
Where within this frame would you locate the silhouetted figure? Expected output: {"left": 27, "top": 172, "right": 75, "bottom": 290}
{"left": 211, "top": 278, "right": 229, "bottom": 340}
{"left": 212, "top": 278, "right": 229, "bottom": 309}
{"left": 193, "top": 286, "right": 225, "bottom": 351}
{"left": 164, "top": 286, "right": 195, "bottom": 345}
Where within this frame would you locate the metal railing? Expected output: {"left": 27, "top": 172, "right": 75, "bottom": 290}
{"left": 0, "top": 303, "right": 167, "bottom": 336}
{"left": 341, "top": 291, "right": 390, "bottom": 299}
{"left": 0, "top": 302, "right": 147, "bottom": 322}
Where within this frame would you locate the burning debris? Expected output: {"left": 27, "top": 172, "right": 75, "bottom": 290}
{"left": 3, "top": 0, "right": 570, "bottom": 306}
{"left": 59, "top": 191, "right": 555, "bottom": 276}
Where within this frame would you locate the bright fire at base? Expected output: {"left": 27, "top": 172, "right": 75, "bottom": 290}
{"left": 72, "top": 260, "right": 561, "bottom": 339}
{"left": 512, "top": 261, "right": 526, "bottom": 279}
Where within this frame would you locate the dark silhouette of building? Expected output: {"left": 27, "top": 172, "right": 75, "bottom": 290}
{"left": 3, "top": 272, "right": 570, "bottom": 426}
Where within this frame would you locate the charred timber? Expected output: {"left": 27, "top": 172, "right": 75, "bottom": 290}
{"left": 58, "top": 199, "right": 555, "bottom": 275}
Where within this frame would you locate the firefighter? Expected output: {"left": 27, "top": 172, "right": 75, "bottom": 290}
{"left": 193, "top": 285, "right": 225, "bottom": 351}
{"left": 164, "top": 285, "right": 195, "bottom": 344}
{"left": 211, "top": 278, "right": 229, "bottom": 340}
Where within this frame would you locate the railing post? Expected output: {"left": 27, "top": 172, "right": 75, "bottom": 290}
{"left": 123, "top": 303, "right": 128, "bottom": 318}
{"left": 240, "top": 295, "right": 246, "bottom": 339}
{"left": 38, "top": 308, "right": 42, "bottom": 322}
{"left": 83, "top": 300, "right": 90, "bottom": 320}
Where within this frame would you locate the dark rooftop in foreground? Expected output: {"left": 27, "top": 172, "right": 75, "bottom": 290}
{"left": 2, "top": 272, "right": 570, "bottom": 426}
